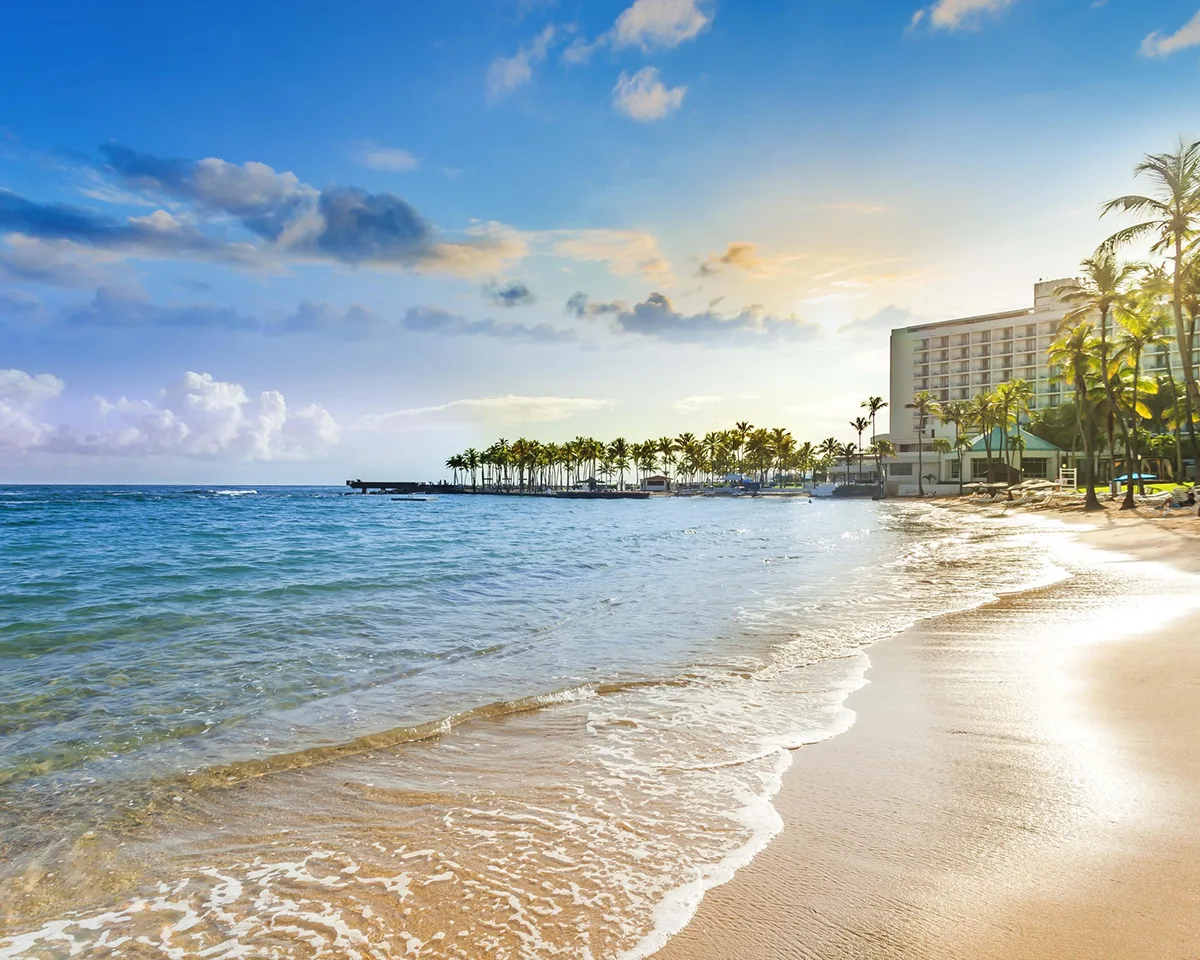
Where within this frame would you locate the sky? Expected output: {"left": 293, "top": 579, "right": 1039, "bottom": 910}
{"left": 2, "top": 0, "right": 1200, "bottom": 483}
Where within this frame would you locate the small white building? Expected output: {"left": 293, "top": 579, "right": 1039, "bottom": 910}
{"left": 641, "top": 475, "right": 671, "bottom": 492}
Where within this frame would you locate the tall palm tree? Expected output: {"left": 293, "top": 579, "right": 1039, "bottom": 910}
{"left": 1056, "top": 250, "right": 1139, "bottom": 488}
{"left": 732, "top": 421, "right": 753, "bottom": 474}
{"left": 871, "top": 439, "right": 897, "bottom": 497}
{"left": 862, "top": 396, "right": 887, "bottom": 446}
{"left": 464, "top": 448, "right": 480, "bottom": 491}
{"left": 656, "top": 436, "right": 677, "bottom": 482}
{"left": 817, "top": 436, "right": 839, "bottom": 482}
{"left": 967, "top": 391, "right": 998, "bottom": 481}
{"left": 1048, "top": 324, "right": 1103, "bottom": 510}
{"left": 1102, "top": 139, "right": 1200, "bottom": 420}
{"left": 1113, "top": 307, "right": 1168, "bottom": 503}
{"left": 608, "top": 437, "right": 630, "bottom": 490}
{"left": 839, "top": 442, "right": 858, "bottom": 485}
{"left": 850, "top": 416, "right": 870, "bottom": 481}
{"left": 907, "top": 390, "right": 939, "bottom": 496}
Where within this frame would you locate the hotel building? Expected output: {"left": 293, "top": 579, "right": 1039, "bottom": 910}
{"left": 882, "top": 278, "right": 1199, "bottom": 488}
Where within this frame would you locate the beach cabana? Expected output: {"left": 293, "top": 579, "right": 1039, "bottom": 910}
{"left": 958, "top": 427, "right": 1065, "bottom": 485}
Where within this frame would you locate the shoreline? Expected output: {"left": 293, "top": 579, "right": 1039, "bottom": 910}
{"left": 653, "top": 506, "right": 1200, "bottom": 959}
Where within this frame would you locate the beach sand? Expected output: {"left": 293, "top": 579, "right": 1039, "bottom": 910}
{"left": 654, "top": 509, "right": 1200, "bottom": 960}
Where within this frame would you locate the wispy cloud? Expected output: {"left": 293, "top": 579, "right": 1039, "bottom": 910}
{"left": 613, "top": 67, "right": 687, "bottom": 122}
{"left": 910, "top": 0, "right": 1018, "bottom": 31}
{"left": 537, "top": 228, "right": 673, "bottom": 279}
{"left": 1141, "top": 8, "right": 1200, "bottom": 57}
{"left": 402, "top": 305, "right": 574, "bottom": 343}
{"left": 837, "top": 304, "right": 921, "bottom": 335}
{"left": 366, "top": 394, "right": 613, "bottom": 428}
{"left": 697, "top": 242, "right": 807, "bottom": 278}
{"left": 353, "top": 141, "right": 419, "bottom": 172}
{"left": 672, "top": 394, "right": 723, "bottom": 413}
{"left": 487, "top": 24, "right": 557, "bottom": 101}
{"left": 50, "top": 290, "right": 573, "bottom": 343}
{"left": 566, "top": 291, "right": 821, "bottom": 345}
{"left": 1, "top": 144, "right": 524, "bottom": 278}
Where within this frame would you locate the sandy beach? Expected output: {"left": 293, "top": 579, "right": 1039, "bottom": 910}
{"left": 655, "top": 507, "right": 1200, "bottom": 960}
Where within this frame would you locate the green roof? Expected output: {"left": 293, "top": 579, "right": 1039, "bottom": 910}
{"left": 967, "top": 426, "right": 1061, "bottom": 453}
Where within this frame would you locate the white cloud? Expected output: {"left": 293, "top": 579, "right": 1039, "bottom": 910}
{"left": 354, "top": 141, "right": 419, "bottom": 172}
{"left": 672, "top": 394, "right": 723, "bottom": 414}
{"left": 0, "top": 369, "right": 337, "bottom": 460}
{"left": 1141, "top": 9, "right": 1200, "bottom": 57}
{"left": 537, "top": 228, "right": 672, "bottom": 279}
{"left": 912, "top": 0, "right": 1017, "bottom": 31}
{"left": 487, "top": 25, "right": 557, "bottom": 102}
{"left": 611, "top": 0, "right": 710, "bottom": 50}
{"left": 0, "top": 369, "right": 65, "bottom": 406}
{"left": 0, "top": 236, "right": 125, "bottom": 289}
{"left": 613, "top": 67, "right": 687, "bottom": 122}
{"left": 0, "top": 369, "right": 65, "bottom": 451}
{"left": 368, "top": 395, "right": 614, "bottom": 427}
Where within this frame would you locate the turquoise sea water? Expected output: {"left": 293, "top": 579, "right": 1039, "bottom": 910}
{"left": 0, "top": 487, "right": 1069, "bottom": 958}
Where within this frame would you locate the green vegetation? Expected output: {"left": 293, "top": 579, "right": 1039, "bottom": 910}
{"left": 446, "top": 140, "right": 1199, "bottom": 503}
{"left": 909, "top": 138, "right": 1200, "bottom": 509}
{"left": 444, "top": 423, "right": 894, "bottom": 492}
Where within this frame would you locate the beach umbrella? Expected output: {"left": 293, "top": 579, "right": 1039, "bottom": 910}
{"left": 1112, "top": 473, "right": 1157, "bottom": 482}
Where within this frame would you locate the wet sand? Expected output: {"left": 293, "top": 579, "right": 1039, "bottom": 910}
{"left": 654, "top": 512, "right": 1200, "bottom": 960}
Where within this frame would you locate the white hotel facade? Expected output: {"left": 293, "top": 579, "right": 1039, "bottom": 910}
{"left": 881, "top": 278, "right": 1200, "bottom": 489}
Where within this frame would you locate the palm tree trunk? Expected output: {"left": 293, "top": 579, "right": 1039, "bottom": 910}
{"left": 1076, "top": 373, "right": 1101, "bottom": 510}
{"left": 1174, "top": 237, "right": 1200, "bottom": 414}
{"left": 917, "top": 430, "right": 924, "bottom": 497}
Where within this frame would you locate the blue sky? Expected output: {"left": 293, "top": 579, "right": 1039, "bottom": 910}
{"left": 2, "top": 0, "right": 1199, "bottom": 482}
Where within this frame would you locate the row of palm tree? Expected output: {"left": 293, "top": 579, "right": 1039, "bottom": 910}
{"left": 445, "top": 404, "right": 900, "bottom": 494}
{"left": 902, "top": 139, "right": 1199, "bottom": 507}
{"left": 1047, "top": 139, "right": 1199, "bottom": 511}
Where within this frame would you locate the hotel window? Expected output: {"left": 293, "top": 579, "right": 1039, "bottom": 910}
{"left": 1022, "top": 458, "right": 1049, "bottom": 479}
{"left": 889, "top": 463, "right": 913, "bottom": 476}
{"left": 971, "top": 459, "right": 999, "bottom": 480}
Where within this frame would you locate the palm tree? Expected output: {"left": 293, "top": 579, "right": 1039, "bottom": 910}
{"left": 931, "top": 437, "right": 952, "bottom": 487}
{"left": 953, "top": 433, "right": 973, "bottom": 495}
{"left": 862, "top": 396, "right": 887, "bottom": 446}
{"left": 839, "top": 441, "right": 858, "bottom": 485}
{"left": 850, "top": 416, "right": 870, "bottom": 481}
{"left": 732, "top": 421, "right": 753, "bottom": 475}
{"left": 608, "top": 437, "right": 630, "bottom": 490}
{"left": 769, "top": 427, "right": 794, "bottom": 486}
{"left": 1056, "top": 250, "right": 1139, "bottom": 488}
{"left": 1102, "top": 139, "right": 1200, "bottom": 420}
{"left": 1048, "top": 324, "right": 1103, "bottom": 510}
{"left": 907, "top": 390, "right": 939, "bottom": 496}
{"left": 871, "top": 438, "right": 897, "bottom": 496}
{"left": 464, "top": 448, "right": 480, "bottom": 491}
{"left": 818, "top": 436, "right": 839, "bottom": 482}
{"left": 1114, "top": 288, "right": 1173, "bottom": 502}
{"left": 967, "top": 391, "right": 998, "bottom": 481}
{"left": 656, "top": 436, "right": 677, "bottom": 483}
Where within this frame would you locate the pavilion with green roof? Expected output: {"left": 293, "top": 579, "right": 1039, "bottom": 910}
{"left": 957, "top": 426, "right": 1066, "bottom": 484}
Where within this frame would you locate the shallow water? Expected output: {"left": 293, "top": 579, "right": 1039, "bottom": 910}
{"left": 0, "top": 488, "right": 1070, "bottom": 958}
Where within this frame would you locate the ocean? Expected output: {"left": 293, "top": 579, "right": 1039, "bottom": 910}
{"left": 0, "top": 487, "right": 1070, "bottom": 959}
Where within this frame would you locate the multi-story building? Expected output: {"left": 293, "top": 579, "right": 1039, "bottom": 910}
{"left": 888, "top": 279, "right": 1072, "bottom": 445}
{"left": 883, "top": 278, "right": 1199, "bottom": 488}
